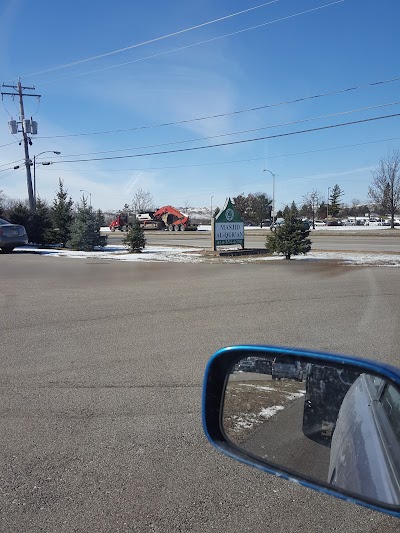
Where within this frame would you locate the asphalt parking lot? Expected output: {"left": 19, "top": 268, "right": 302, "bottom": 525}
{"left": 1, "top": 254, "right": 400, "bottom": 532}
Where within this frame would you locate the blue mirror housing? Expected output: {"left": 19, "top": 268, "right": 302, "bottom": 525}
{"left": 202, "top": 345, "right": 400, "bottom": 518}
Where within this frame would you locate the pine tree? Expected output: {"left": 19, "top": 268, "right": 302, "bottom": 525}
{"left": 329, "top": 185, "right": 344, "bottom": 217}
{"left": 49, "top": 179, "right": 74, "bottom": 247}
{"left": 9, "top": 201, "right": 30, "bottom": 227}
{"left": 95, "top": 209, "right": 106, "bottom": 228}
{"left": 69, "top": 197, "right": 107, "bottom": 251}
{"left": 266, "top": 209, "right": 311, "bottom": 260}
{"left": 122, "top": 218, "right": 146, "bottom": 253}
{"left": 30, "top": 198, "right": 52, "bottom": 245}
{"left": 8, "top": 201, "right": 51, "bottom": 245}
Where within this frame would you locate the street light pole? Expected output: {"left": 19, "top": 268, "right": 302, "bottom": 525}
{"left": 33, "top": 150, "right": 61, "bottom": 205}
{"left": 210, "top": 196, "right": 213, "bottom": 220}
{"left": 263, "top": 169, "right": 276, "bottom": 224}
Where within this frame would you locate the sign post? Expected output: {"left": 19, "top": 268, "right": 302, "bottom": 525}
{"left": 212, "top": 198, "right": 244, "bottom": 250}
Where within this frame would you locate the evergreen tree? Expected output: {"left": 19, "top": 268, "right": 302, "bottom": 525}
{"left": 122, "top": 218, "right": 146, "bottom": 253}
{"left": 8, "top": 201, "right": 52, "bottom": 245}
{"left": 232, "top": 193, "right": 272, "bottom": 225}
{"left": 282, "top": 202, "right": 299, "bottom": 219}
{"left": 49, "top": 179, "right": 74, "bottom": 247}
{"left": 282, "top": 204, "right": 291, "bottom": 218}
{"left": 232, "top": 194, "right": 249, "bottom": 221}
{"left": 69, "top": 198, "right": 107, "bottom": 251}
{"left": 95, "top": 209, "right": 106, "bottom": 228}
{"left": 266, "top": 209, "right": 311, "bottom": 260}
{"left": 30, "top": 198, "right": 53, "bottom": 245}
{"left": 9, "top": 201, "right": 30, "bottom": 227}
{"left": 329, "top": 185, "right": 344, "bottom": 217}
{"left": 290, "top": 201, "right": 299, "bottom": 217}
{"left": 248, "top": 193, "right": 272, "bottom": 226}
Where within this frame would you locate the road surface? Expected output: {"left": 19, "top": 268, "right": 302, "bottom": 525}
{"left": 1, "top": 255, "right": 400, "bottom": 532}
{"left": 107, "top": 229, "right": 400, "bottom": 253}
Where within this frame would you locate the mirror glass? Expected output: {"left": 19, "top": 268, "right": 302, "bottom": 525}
{"left": 223, "top": 354, "right": 400, "bottom": 507}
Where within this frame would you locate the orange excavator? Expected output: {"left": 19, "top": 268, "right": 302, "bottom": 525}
{"left": 109, "top": 205, "right": 192, "bottom": 232}
{"left": 152, "top": 205, "right": 189, "bottom": 231}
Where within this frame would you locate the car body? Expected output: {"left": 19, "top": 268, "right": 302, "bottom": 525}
{"left": 329, "top": 373, "right": 400, "bottom": 505}
{"left": 254, "top": 357, "right": 273, "bottom": 374}
{"left": 237, "top": 360, "right": 256, "bottom": 372}
{"left": 383, "top": 219, "right": 400, "bottom": 226}
{"left": 270, "top": 218, "right": 311, "bottom": 232}
{"left": 0, "top": 217, "right": 28, "bottom": 252}
{"left": 325, "top": 219, "right": 343, "bottom": 226}
{"left": 271, "top": 358, "right": 303, "bottom": 381}
{"left": 269, "top": 218, "right": 285, "bottom": 231}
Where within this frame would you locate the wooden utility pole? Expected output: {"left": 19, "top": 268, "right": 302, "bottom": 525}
{"left": 2, "top": 80, "right": 41, "bottom": 211}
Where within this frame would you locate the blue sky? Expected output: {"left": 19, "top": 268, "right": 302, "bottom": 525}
{"left": 1, "top": 0, "right": 399, "bottom": 213}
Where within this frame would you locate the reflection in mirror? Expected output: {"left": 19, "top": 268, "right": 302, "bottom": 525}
{"left": 223, "top": 354, "right": 400, "bottom": 507}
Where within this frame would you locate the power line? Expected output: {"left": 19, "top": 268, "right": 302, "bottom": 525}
{"left": 0, "top": 157, "right": 25, "bottom": 169}
{"left": 44, "top": 136, "right": 400, "bottom": 173}
{"left": 0, "top": 140, "right": 20, "bottom": 149}
{"left": 37, "top": 75, "right": 400, "bottom": 139}
{"left": 20, "top": 0, "right": 282, "bottom": 79}
{"left": 40, "top": 1, "right": 344, "bottom": 85}
{"left": 54, "top": 100, "right": 400, "bottom": 158}
{"left": 49, "top": 112, "right": 400, "bottom": 164}
{"left": 0, "top": 166, "right": 24, "bottom": 180}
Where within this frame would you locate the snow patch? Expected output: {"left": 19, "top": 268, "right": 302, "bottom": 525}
{"left": 12, "top": 245, "right": 400, "bottom": 267}
{"left": 260, "top": 405, "right": 285, "bottom": 418}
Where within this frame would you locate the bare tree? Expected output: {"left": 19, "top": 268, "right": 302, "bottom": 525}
{"left": 0, "top": 190, "right": 5, "bottom": 217}
{"left": 368, "top": 150, "right": 400, "bottom": 229}
{"left": 302, "top": 189, "right": 323, "bottom": 228}
{"left": 0, "top": 191, "right": 20, "bottom": 218}
{"left": 131, "top": 188, "right": 155, "bottom": 214}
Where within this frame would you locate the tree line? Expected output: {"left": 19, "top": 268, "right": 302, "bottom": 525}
{"left": 233, "top": 150, "right": 400, "bottom": 229}
{"left": 0, "top": 179, "right": 106, "bottom": 251}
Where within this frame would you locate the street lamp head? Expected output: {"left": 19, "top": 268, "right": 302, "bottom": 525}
{"left": 53, "top": 151, "right": 61, "bottom": 155}
{"left": 263, "top": 169, "right": 276, "bottom": 177}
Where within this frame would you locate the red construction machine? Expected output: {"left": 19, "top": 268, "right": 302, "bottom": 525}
{"left": 109, "top": 205, "right": 193, "bottom": 232}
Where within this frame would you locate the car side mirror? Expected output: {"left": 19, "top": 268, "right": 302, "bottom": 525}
{"left": 202, "top": 345, "right": 400, "bottom": 518}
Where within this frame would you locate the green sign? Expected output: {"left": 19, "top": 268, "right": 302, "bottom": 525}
{"left": 213, "top": 198, "right": 244, "bottom": 248}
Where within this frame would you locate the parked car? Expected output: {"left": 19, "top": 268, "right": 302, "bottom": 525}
{"left": 237, "top": 360, "right": 256, "bottom": 372}
{"left": 271, "top": 358, "right": 303, "bottom": 381}
{"left": 0, "top": 217, "right": 28, "bottom": 252}
{"left": 329, "top": 373, "right": 400, "bottom": 505}
{"left": 254, "top": 357, "right": 273, "bottom": 374}
{"left": 269, "top": 218, "right": 285, "bottom": 231}
{"left": 383, "top": 219, "right": 400, "bottom": 226}
{"left": 270, "top": 219, "right": 310, "bottom": 232}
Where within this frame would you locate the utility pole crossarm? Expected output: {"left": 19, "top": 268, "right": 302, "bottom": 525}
{"left": 1, "top": 91, "right": 41, "bottom": 97}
